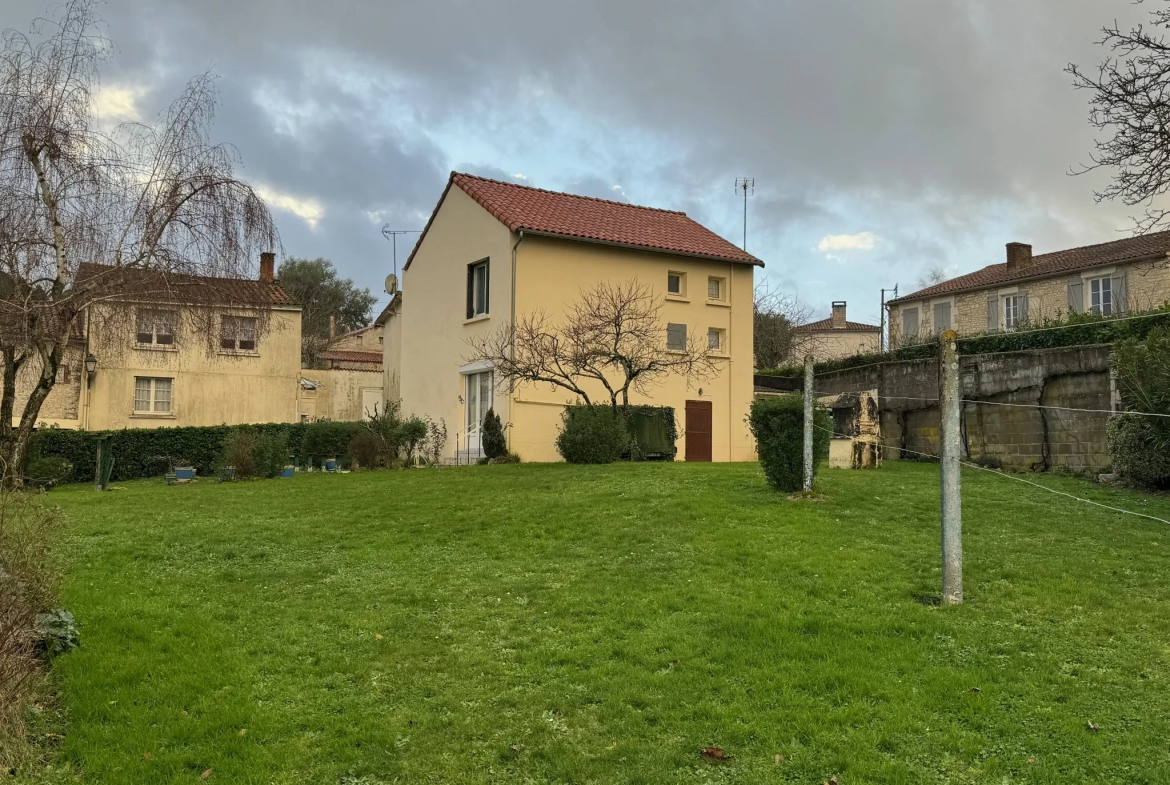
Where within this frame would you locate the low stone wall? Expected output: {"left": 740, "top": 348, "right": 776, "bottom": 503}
{"left": 810, "top": 345, "right": 1115, "bottom": 471}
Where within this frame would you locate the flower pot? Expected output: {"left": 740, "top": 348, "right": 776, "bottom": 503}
{"left": 325, "top": 458, "right": 338, "bottom": 472}
{"left": 280, "top": 466, "right": 295, "bottom": 479}
{"left": 174, "top": 466, "right": 196, "bottom": 480}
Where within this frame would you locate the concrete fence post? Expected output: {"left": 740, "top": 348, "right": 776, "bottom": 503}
{"left": 938, "top": 330, "right": 963, "bottom": 605}
{"left": 803, "top": 354, "right": 815, "bottom": 492}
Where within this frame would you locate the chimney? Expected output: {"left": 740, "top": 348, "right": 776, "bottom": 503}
{"left": 1005, "top": 242, "right": 1032, "bottom": 272}
{"left": 259, "top": 252, "right": 275, "bottom": 283}
{"left": 831, "top": 301, "right": 847, "bottom": 329}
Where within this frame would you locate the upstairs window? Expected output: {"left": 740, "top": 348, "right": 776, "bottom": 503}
{"left": 667, "top": 271, "right": 686, "bottom": 297}
{"left": 1004, "top": 294, "right": 1026, "bottom": 330}
{"left": 136, "top": 309, "right": 177, "bottom": 346}
{"left": 707, "top": 328, "right": 723, "bottom": 351}
{"left": 220, "top": 315, "right": 257, "bottom": 352}
{"left": 1089, "top": 277, "right": 1112, "bottom": 316}
{"left": 666, "top": 323, "right": 687, "bottom": 351}
{"left": 902, "top": 307, "right": 919, "bottom": 339}
{"left": 707, "top": 277, "right": 723, "bottom": 301}
{"left": 467, "top": 260, "right": 489, "bottom": 318}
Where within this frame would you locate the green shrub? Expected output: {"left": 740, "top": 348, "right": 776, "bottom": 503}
{"left": 623, "top": 406, "right": 677, "bottom": 461}
{"left": 23, "top": 456, "right": 73, "bottom": 490}
{"left": 556, "top": 405, "right": 630, "bottom": 464}
{"left": 1108, "top": 326, "right": 1170, "bottom": 487}
{"left": 398, "top": 417, "right": 428, "bottom": 463}
{"left": 1107, "top": 414, "right": 1170, "bottom": 488}
{"left": 301, "top": 421, "right": 363, "bottom": 468}
{"left": 481, "top": 408, "right": 506, "bottom": 459}
{"left": 747, "top": 394, "right": 831, "bottom": 492}
{"left": 219, "top": 428, "right": 260, "bottom": 479}
{"left": 254, "top": 430, "right": 290, "bottom": 479}
{"left": 488, "top": 452, "right": 521, "bottom": 465}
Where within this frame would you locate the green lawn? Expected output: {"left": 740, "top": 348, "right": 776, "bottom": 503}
{"left": 35, "top": 461, "right": 1170, "bottom": 783}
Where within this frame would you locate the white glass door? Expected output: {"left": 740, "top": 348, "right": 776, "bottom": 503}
{"left": 465, "top": 371, "right": 493, "bottom": 452}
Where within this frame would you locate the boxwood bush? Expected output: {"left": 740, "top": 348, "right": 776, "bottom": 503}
{"left": 747, "top": 394, "right": 831, "bottom": 492}
{"left": 556, "top": 405, "right": 630, "bottom": 464}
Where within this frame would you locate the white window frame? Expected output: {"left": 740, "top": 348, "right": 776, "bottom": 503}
{"left": 1003, "top": 294, "right": 1025, "bottom": 330}
{"left": 136, "top": 309, "right": 177, "bottom": 347}
{"left": 707, "top": 328, "right": 725, "bottom": 352}
{"left": 220, "top": 315, "right": 258, "bottom": 353}
{"left": 133, "top": 377, "right": 173, "bottom": 414}
{"left": 707, "top": 277, "right": 724, "bottom": 301}
{"left": 1087, "top": 275, "right": 1113, "bottom": 316}
{"left": 468, "top": 260, "right": 489, "bottom": 317}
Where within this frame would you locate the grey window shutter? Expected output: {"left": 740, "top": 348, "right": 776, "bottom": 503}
{"left": 484, "top": 260, "right": 490, "bottom": 315}
{"left": 1067, "top": 277, "right": 1083, "bottom": 314}
{"left": 1018, "top": 289, "right": 1029, "bottom": 326}
{"left": 987, "top": 295, "right": 998, "bottom": 331}
{"left": 666, "top": 323, "right": 687, "bottom": 350}
{"left": 1111, "top": 273, "right": 1126, "bottom": 314}
{"left": 903, "top": 308, "right": 918, "bottom": 339}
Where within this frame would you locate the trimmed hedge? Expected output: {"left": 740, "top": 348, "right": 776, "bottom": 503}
{"left": 27, "top": 420, "right": 365, "bottom": 484}
{"left": 747, "top": 394, "right": 831, "bottom": 492}
{"left": 759, "top": 307, "right": 1170, "bottom": 379}
{"left": 556, "top": 405, "right": 631, "bottom": 464}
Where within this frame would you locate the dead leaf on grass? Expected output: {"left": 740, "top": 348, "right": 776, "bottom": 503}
{"left": 701, "top": 747, "right": 732, "bottom": 762}
{"left": 1086, "top": 721, "right": 1100, "bottom": 733}
{"left": 823, "top": 777, "right": 839, "bottom": 785}
{"left": 238, "top": 729, "right": 247, "bottom": 736}
{"left": 200, "top": 769, "right": 213, "bottom": 780}
{"left": 775, "top": 754, "right": 785, "bottom": 763}
{"left": 142, "top": 753, "right": 151, "bottom": 761}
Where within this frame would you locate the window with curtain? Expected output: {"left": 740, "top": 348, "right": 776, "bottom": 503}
{"left": 136, "top": 309, "right": 177, "bottom": 345}
{"left": 134, "top": 377, "right": 172, "bottom": 413}
{"left": 220, "top": 315, "right": 258, "bottom": 351}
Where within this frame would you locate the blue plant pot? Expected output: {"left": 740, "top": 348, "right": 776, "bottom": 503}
{"left": 280, "top": 466, "right": 295, "bottom": 478}
{"left": 174, "top": 467, "right": 196, "bottom": 480}
{"left": 325, "top": 458, "right": 338, "bottom": 472}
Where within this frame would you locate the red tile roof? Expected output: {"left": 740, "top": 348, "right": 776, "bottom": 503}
{"left": 890, "top": 231, "right": 1170, "bottom": 304}
{"left": 319, "top": 350, "right": 383, "bottom": 364}
{"left": 798, "top": 318, "right": 880, "bottom": 332}
{"left": 76, "top": 263, "right": 294, "bottom": 306}
{"left": 405, "top": 172, "right": 762, "bottom": 269}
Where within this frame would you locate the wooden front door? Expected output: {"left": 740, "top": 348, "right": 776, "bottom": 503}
{"left": 685, "top": 400, "right": 713, "bottom": 462}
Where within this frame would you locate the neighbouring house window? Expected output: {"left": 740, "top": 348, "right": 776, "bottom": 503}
{"left": 301, "top": 414, "right": 310, "bottom": 423}
{"left": 707, "top": 278, "right": 722, "bottom": 300}
{"left": 134, "top": 377, "right": 172, "bottom": 413}
{"left": 667, "top": 272, "right": 684, "bottom": 296}
{"left": 1004, "top": 295, "right": 1026, "bottom": 329}
{"left": 666, "top": 323, "right": 687, "bottom": 351}
{"left": 1089, "top": 277, "right": 1113, "bottom": 316}
{"left": 136, "top": 309, "right": 177, "bottom": 346}
{"left": 55, "top": 364, "right": 70, "bottom": 384}
{"left": 378, "top": 336, "right": 384, "bottom": 345}
{"left": 707, "top": 328, "right": 723, "bottom": 351}
{"left": 932, "top": 302, "right": 952, "bottom": 334}
{"left": 902, "top": 307, "right": 919, "bottom": 339}
{"left": 466, "top": 260, "right": 489, "bottom": 318}
{"left": 220, "top": 315, "right": 258, "bottom": 351}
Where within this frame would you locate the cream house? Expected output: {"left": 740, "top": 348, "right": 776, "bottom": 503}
{"left": 8, "top": 254, "right": 303, "bottom": 430}
{"left": 298, "top": 325, "right": 385, "bottom": 422}
{"left": 889, "top": 234, "right": 1170, "bottom": 344}
{"left": 386, "top": 172, "right": 761, "bottom": 462}
{"left": 794, "top": 301, "right": 880, "bottom": 362}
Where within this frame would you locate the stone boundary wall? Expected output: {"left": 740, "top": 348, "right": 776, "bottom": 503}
{"left": 810, "top": 345, "right": 1115, "bottom": 471}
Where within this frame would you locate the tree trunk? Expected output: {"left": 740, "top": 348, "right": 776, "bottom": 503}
{"left": 0, "top": 343, "right": 62, "bottom": 489}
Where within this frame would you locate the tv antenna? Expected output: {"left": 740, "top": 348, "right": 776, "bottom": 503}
{"left": 734, "top": 177, "right": 755, "bottom": 251}
{"left": 380, "top": 225, "right": 422, "bottom": 278}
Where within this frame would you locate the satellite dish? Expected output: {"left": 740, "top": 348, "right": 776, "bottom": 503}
{"left": 384, "top": 274, "right": 398, "bottom": 295}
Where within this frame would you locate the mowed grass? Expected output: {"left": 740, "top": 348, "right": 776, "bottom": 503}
{"left": 40, "top": 461, "right": 1170, "bottom": 784}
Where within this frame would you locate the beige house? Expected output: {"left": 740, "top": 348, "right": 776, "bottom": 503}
{"left": 386, "top": 172, "right": 760, "bottom": 462}
{"left": 298, "top": 325, "right": 385, "bottom": 422}
{"left": 889, "top": 233, "right": 1170, "bottom": 344}
{"left": 794, "top": 301, "right": 880, "bottom": 362}
{"left": 10, "top": 254, "right": 304, "bottom": 430}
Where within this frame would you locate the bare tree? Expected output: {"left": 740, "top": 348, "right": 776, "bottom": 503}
{"left": 753, "top": 282, "right": 811, "bottom": 369}
{"left": 1068, "top": 3, "right": 1170, "bottom": 232}
{"left": 0, "top": 1, "right": 278, "bottom": 485}
{"left": 917, "top": 265, "right": 948, "bottom": 290}
{"left": 465, "top": 278, "right": 718, "bottom": 409}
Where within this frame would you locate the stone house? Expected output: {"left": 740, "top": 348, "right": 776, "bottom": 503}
{"left": 888, "top": 232, "right": 1170, "bottom": 345}
{"left": 793, "top": 301, "right": 880, "bottom": 362}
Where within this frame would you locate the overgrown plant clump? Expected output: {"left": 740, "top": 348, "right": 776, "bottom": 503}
{"left": 556, "top": 406, "right": 630, "bottom": 464}
{"left": 0, "top": 485, "right": 68, "bottom": 768}
{"left": 747, "top": 395, "right": 830, "bottom": 493}
{"left": 1108, "top": 326, "right": 1170, "bottom": 487}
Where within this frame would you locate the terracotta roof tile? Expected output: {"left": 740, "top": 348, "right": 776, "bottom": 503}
{"left": 798, "top": 318, "right": 880, "bottom": 332}
{"left": 405, "top": 172, "right": 762, "bottom": 269}
{"left": 76, "top": 263, "right": 294, "bottom": 306}
{"left": 890, "top": 231, "right": 1170, "bottom": 304}
{"left": 319, "top": 350, "right": 383, "bottom": 364}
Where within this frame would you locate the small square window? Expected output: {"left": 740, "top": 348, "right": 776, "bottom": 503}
{"left": 136, "top": 309, "right": 177, "bottom": 346}
{"left": 1089, "top": 277, "right": 1112, "bottom": 316}
{"left": 666, "top": 322, "right": 687, "bottom": 351}
{"left": 221, "top": 315, "right": 258, "bottom": 352}
{"left": 667, "top": 273, "right": 682, "bottom": 295}
{"left": 708, "top": 278, "right": 722, "bottom": 300}
{"left": 707, "top": 329, "right": 722, "bottom": 351}
{"left": 134, "top": 377, "right": 173, "bottom": 413}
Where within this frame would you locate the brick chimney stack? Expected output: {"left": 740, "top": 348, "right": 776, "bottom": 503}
{"left": 259, "top": 252, "right": 275, "bottom": 283}
{"left": 831, "top": 301, "right": 847, "bottom": 329}
{"left": 1006, "top": 242, "right": 1032, "bottom": 272}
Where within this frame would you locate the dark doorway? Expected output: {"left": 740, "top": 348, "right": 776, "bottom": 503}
{"left": 685, "top": 400, "right": 713, "bottom": 462}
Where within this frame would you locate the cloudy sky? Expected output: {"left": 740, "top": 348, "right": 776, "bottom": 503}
{"left": 9, "top": 0, "right": 1155, "bottom": 323}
